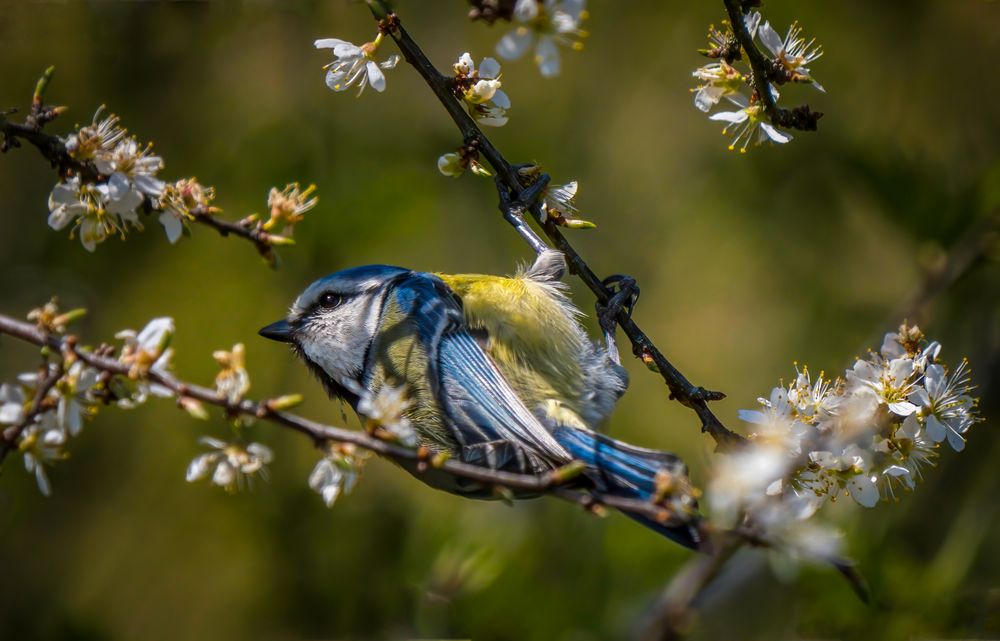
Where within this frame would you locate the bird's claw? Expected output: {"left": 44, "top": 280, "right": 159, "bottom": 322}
{"left": 494, "top": 169, "right": 550, "bottom": 219}
{"left": 596, "top": 274, "right": 640, "bottom": 334}
{"left": 596, "top": 274, "right": 640, "bottom": 365}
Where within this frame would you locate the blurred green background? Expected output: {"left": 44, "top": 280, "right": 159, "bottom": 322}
{"left": 1, "top": 1, "right": 998, "bottom": 639}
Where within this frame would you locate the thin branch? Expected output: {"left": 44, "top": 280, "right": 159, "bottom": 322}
{"left": 365, "top": 2, "right": 746, "bottom": 451}
{"left": 722, "top": 0, "right": 822, "bottom": 131}
{"left": 0, "top": 312, "right": 693, "bottom": 529}
{"left": 894, "top": 211, "right": 1000, "bottom": 324}
{"left": 639, "top": 535, "right": 745, "bottom": 641}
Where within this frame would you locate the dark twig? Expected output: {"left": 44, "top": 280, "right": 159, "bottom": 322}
{"left": 0, "top": 312, "right": 694, "bottom": 528}
{"left": 365, "top": 1, "right": 746, "bottom": 451}
{"left": 894, "top": 211, "right": 1000, "bottom": 324}
{"left": 640, "top": 534, "right": 746, "bottom": 641}
{"left": 722, "top": 0, "right": 822, "bottom": 131}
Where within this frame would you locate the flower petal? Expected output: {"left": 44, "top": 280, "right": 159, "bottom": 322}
{"left": 496, "top": 27, "right": 533, "bottom": 61}
{"left": 535, "top": 37, "right": 561, "bottom": 77}
{"left": 366, "top": 61, "right": 386, "bottom": 92}
{"left": 758, "top": 21, "right": 784, "bottom": 56}
{"left": 479, "top": 57, "right": 502, "bottom": 79}
{"left": 159, "top": 211, "right": 184, "bottom": 244}
{"left": 846, "top": 474, "right": 879, "bottom": 507}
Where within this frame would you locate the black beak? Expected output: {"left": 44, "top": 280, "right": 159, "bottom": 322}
{"left": 259, "top": 319, "right": 294, "bottom": 343}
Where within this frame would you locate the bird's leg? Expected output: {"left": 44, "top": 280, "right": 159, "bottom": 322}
{"left": 596, "top": 274, "right": 640, "bottom": 365}
{"left": 494, "top": 169, "right": 550, "bottom": 255}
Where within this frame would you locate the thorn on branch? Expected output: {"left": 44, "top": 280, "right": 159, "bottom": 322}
{"left": 770, "top": 103, "right": 823, "bottom": 131}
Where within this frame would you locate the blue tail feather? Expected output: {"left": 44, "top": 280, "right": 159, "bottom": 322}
{"left": 553, "top": 427, "right": 702, "bottom": 550}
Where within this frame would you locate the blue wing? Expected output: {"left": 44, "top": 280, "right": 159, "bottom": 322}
{"left": 390, "top": 273, "right": 570, "bottom": 473}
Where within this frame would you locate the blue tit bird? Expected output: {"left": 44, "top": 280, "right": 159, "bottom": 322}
{"left": 259, "top": 249, "right": 701, "bottom": 549}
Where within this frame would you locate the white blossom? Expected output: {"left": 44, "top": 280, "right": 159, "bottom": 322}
{"left": 47, "top": 177, "right": 142, "bottom": 252}
{"left": 496, "top": 0, "right": 587, "bottom": 77}
{"left": 452, "top": 53, "right": 511, "bottom": 127}
{"left": 213, "top": 343, "right": 251, "bottom": 405}
{"left": 19, "top": 362, "right": 99, "bottom": 438}
{"left": 0, "top": 383, "right": 26, "bottom": 425}
{"left": 845, "top": 354, "right": 919, "bottom": 417}
{"left": 157, "top": 178, "right": 215, "bottom": 244}
{"left": 95, "top": 138, "right": 166, "bottom": 198}
{"left": 65, "top": 107, "right": 127, "bottom": 161}
{"left": 691, "top": 61, "right": 744, "bottom": 112}
{"left": 186, "top": 436, "right": 273, "bottom": 491}
{"left": 910, "top": 361, "right": 976, "bottom": 452}
{"left": 721, "top": 322, "right": 979, "bottom": 557}
{"left": 710, "top": 95, "right": 792, "bottom": 153}
{"left": 20, "top": 420, "right": 66, "bottom": 497}
{"left": 115, "top": 317, "right": 175, "bottom": 406}
{"left": 315, "top": 36, "right": 400, "bottom": 95}
{"left": 358, "top": 385, "right": 418, "bottom": 447}
{"left": 757, "top": 20, "right": 824, "bottom": 91}
{"left": 308, "top": 455, "right": 359, "bottom": 508}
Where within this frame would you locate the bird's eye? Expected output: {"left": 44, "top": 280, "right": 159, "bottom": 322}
{"left": 318, "top": 292, "right": 345, "bottom": 309}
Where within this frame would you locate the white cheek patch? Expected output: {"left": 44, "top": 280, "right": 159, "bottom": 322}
{"left": 298, "top": 296, "right": 381, "bottom": 387}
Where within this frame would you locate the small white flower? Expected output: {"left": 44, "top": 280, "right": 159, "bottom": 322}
{"left": 51, "top": 361, "right": 99, "bottom": 437}
{"left": 0, "top": 383, "right": 26, "bottom": 425}
{"left": 156, "top": 178, "right": 216, "bottom": 244}
{"left": 47, "top": 177, "right": 142, "bottom": 252}
{"left": 315, "top": 36, "right": 401, "bottom": 95}
{"left": 358, "top": 385, "right": 418, "bottom": 447}
{"left": 710, "top": 95, "right": 791, "bottom": 153}
{"left": 737, "top": 386, "right": 809, "bottom": 455}
{"left": 807, "top": 445, "right": 879, "bottom": 508}
{"left": 845, "top": 355, "right": 919, "bottom": 417}
{"left": 453, "top": 53, "right": 511, "bottom": 127}
{"left": 708, "top": 443, "right": 789, "bottom": 527}
{"left": 65, "top": 107, "right": 127, "bottom": 161}
{"left": 757, "top": 20, "right": 824, "bottom": 92}
{"left": 896, "top": 413, "right": 937, "bottom": 480}
{"left": 213, "top": 343, "right": 251, "bottom": 405}
{"left": 911, "top": 362, "right": 977, "bottom": 452}
{"left": 19, "top": 417, "right": 67, "bottom": 497}
{"left": 496, "top": 0, "right": 587, "bottom": 77}
{"left": 95, "top": 137, "right": 166, "bottom": 197}
{"left": 115, "top": 317, "right": 175, "bottom": 406}
{"left": 263, "top": 183, "right": 317, "bottom": 235}
{"left": 691, "top": 61, "right": 744, "bottom": 112}
{"left": 186, "top": 436, "right": 273, "bottom": 491}
{"left": 308, "top": 455, "right": 358, "bottom": 507}
{"left": 47, "top": 177, "right": 90, "bottom": 231}
{"left": 515, "top": 174, "right": 595, "bottom": 229}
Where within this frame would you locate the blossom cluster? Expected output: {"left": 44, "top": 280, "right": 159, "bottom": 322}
{"left": 304, "top": 384, "right": 418, "bottom": 509}
{"left": 0, "top": 302, "right": 183, "bottom": 495}
{"left": 693, "top": 12, "right": 823, "bottom": 152}
{"left": 186, "top": 436, "right": 273, "bottom": 492}
{"left": 309, "top": 444, "right": 363, "bottom": 508}
{"left": 709, "top": 324, "right": 981, "bottom": 559}
{"left": 47, "top": 108, "right": 313, "bottom": 254}
{"left": 51, "top": 108, "right": 204, "bottom": 249}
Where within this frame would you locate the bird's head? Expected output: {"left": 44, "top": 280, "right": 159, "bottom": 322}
{"left": 259, "top": 264, "right": 409, "bottom": 401}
